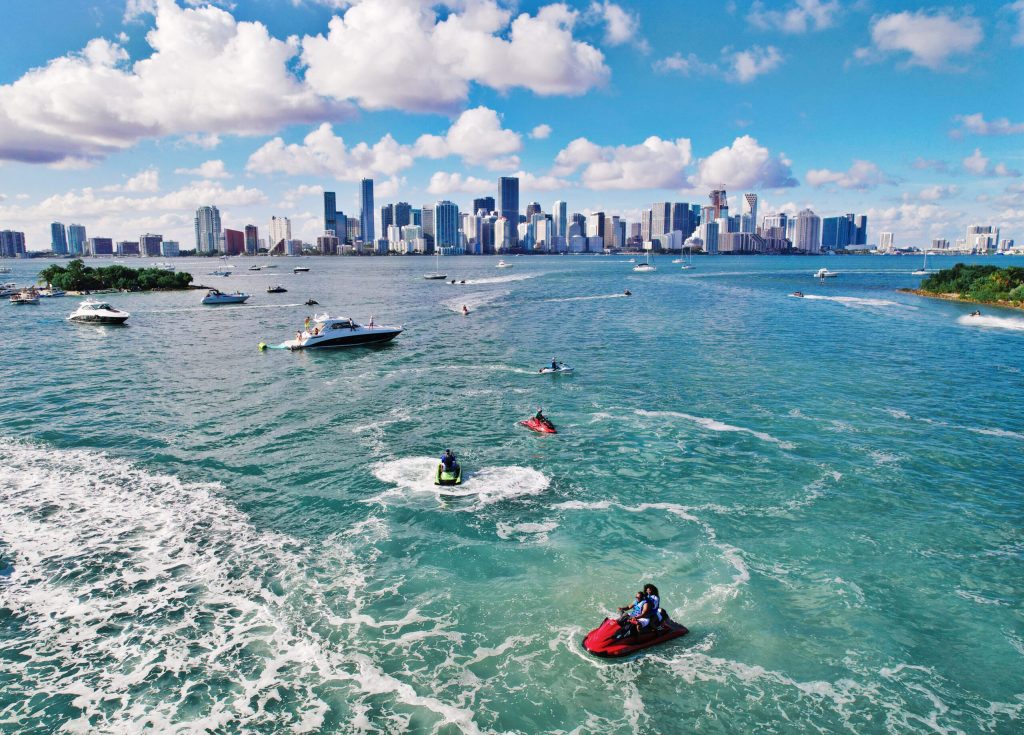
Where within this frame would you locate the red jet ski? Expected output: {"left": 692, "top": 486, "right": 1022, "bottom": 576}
{"left": 582, "top": 616, "right": 689, "bottom": 658}
{"left": 520, "top": 417, "right": 557, "bottom": 434}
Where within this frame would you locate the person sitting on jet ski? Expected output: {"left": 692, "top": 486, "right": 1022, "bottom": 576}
{"left": 617, "top": 591, "right": 646, "bottom": 624}
{"left": 550, "top": 358, "right": 559, "bottom": 371}
{"left": 534, "top": 408, "right": 552, "bottom": 428}
{"left": 637, "top": 583, "right": 664, "bottom": 631}
{"left": 440, "top": 449, "right": 459, "bottom": 472}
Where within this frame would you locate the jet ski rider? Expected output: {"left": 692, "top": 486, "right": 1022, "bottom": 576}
{"left": 550, "top": 357, "right": 559, "bottom": 371}
{"left": 617, "top": 583, "right": 665, "bottom": 639}
{"left": 440, "top": 449, "right": 459, "bottom": 473}
{"left": 617, "top": 591, "right": 646, "bottom": 624}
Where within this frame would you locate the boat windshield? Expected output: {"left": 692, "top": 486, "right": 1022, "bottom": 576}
{"left": 329, "top": 319, "right": 355, "bottom": 330}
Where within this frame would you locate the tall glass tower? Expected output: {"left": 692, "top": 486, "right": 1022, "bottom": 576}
{"left": 50, "top": 222, "right": 68, "bottom": 255}
{"left": 360, "top": 179, "right": 375, "bottom": 243}
{"left": 498, "top": 176, "right": 519, "bottom": 247}
{"left": 324, "top": 191, "right": 337, "bottom": 235}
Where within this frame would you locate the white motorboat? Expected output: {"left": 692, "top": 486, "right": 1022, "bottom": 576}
{"left": 912, "top": 252, "right": 929, "bottom": 276}
{"left": 201, "top": 289, "right": 250, "bottom": 305}
{"left": 284, "top": 315, "right": 402, "bottom": 350}
{"left": 209, "top": 269, "right": 232, "bottom": 276}
{"left": 248, "top": 265, "right": 262, "bottom": 271}
{"left": 633, "top": 254, "right": 656, "bottom": 272}
{"left": 154, "top": 262, "right": 175, "bottom": 272}
{"left": 0, "top": 266, "right": 11, "bottom": 274}
{"left": 68, "top": 299, "right": 129, "bottom": 324}
{"left": 293, "top": 266, "right": 310, "bottom": 273}
{"left": 38, "top": 287, "right": 66, "bottom": 297}
{"left": 10, "top": 288, "right": 39, "bottom": 305}
{"left": 0, "top": 282, "right": 19, "bottom": 297}
{"left": 496, "top": 259, "right": 512, "bottom": 268}
{"left": 815, "top": 268, "right": 838, "bottom": 279}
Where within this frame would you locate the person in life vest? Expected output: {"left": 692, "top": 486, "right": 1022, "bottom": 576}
{"left": 617, "top": 583, "right": 666, "bottom": 639}
{"left": 440, "top": 449, "right": 459, "bottom": 473}
{"left": 617, "top": 591, "right": 646, "bottom": 625}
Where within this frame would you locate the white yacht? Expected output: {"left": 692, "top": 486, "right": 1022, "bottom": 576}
{"left": 633, "top": 254, "right": 656, "bottom": 272}
{"left": 248, "top": 265, "right": 262, "bottom": 271}
{"left": 815, "top": 268, "right": 838, "bottom": 279}
{"left": 284, "top": 315, "right": 402, "bottom": 350}
{"left": 496, "top": 259, "right": 512, "bottom": 268}
{"left": 209, "top": 269, "right": 232, "bottom": 277}
{"left": 201, "top": 289, "right": 250, "bottom": 305}
{"left": 293, "top": 266, "right": 310, "bottom": 273}
{"left": 68, "top": 299, "right": 129, "bottom": 324}
{"left": 1, "top": 282, "right": 21, "bottom": 297}
{"left": 154, "top": 262, "right": 175, "bottom": 272}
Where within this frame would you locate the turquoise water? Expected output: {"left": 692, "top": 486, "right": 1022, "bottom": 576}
{"left": 1, "top": 254, "right": 1022, "bottom": 733}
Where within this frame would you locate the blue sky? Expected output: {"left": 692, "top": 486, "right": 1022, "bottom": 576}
{"left": 1, "top": 0, "right": 1023, "bottom": 249}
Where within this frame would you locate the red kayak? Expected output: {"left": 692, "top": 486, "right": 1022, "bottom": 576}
{"left": 520, "top": 417, "right": 557, "bottom": 434}
{"left": 582, "top": 617, "right": 689, "bottom": 658}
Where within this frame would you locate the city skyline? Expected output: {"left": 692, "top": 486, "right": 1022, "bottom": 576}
{"left": 1, "top": 0, "right": 1023, "bottom": 249}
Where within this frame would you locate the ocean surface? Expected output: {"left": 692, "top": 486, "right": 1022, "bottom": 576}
{"left": 1, "top": 254, "right": 1022, "bottom": 734}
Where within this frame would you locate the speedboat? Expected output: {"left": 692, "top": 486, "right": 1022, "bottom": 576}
{"left": 582, "top": 616, "right": 688, "bottom": 658}
{"left": 248, "top": 265, "right": 262, "bottom": 271}
{"left": 201, "top": 289, "right": 250, "bottom": 305}
{"left": 293, "top": 266, "right": 310, "bottom": 273}
{"left": 209, "top": 269, "right": 232, "bottom": 277}
{"left": 68, "top": 299, "right": 129, "bottom": 324}
{"left": 267, "top": 285, "right": 287, "bottom": 293}
{"left": 496, "top": 259, "right": 512, "bottom": 268}
{"left": 520, "top": 416, "right": 557, "bottom": 434}
{"left": 304, "top": 299, "right": 319, "bottom": 306}
{"left": 435, "top": 461, "right": 462, "bottom": 486}
{"left": 633, "top": 254, "right": 656, "bottom": 272}
{"left": 790, "top": 291, "right": 804, "bottom": 298}
{"left": 154, "top": 262, "right": 175, "bottom": 272}
{"left": 0, "top": 266, "right": 11, "bottom": 274}
{"left": 539, "top": 363, "right": 573, "bottom": 374}
{"left": 10, "top": 288, "right": 39, "bottom": 305}
{"left": 814, "top": 268, "right": 837, "bottom": 279}
{"left": 37, "top": 287, "right": 66, "bottom": 297}
{"left": 284, "top": 314, "right": 402, "bottom": 350}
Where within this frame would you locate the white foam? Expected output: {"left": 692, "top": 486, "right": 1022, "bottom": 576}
{"left": 966, "top": 426, "right": 1024, "bottom": 441}
{"left": 801, "top": 294, "right": 914, "bottom": 309}
{"left": 543, "top": 293, "right": 628, "bottom": 303}
{"left": 637, "top": 409, "right": 796, "bottom": 449}
{"left": 372, "top": 456, "right": 550, "bottom": 507}
{"left": 957, "top": 314, "right": 1024, "bottom": 331}
{"left": 495, "top": 520, "right": 559, "bottom": 542}
{"left": 453, "top": 272, "right": 540, "bottom": 286}
{"left": 441, "top": 289, "right": 509, "bottom": 313}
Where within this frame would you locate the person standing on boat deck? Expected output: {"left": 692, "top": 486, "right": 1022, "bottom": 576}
{"left": 304, "top": 315, "right": 311, "bottom": 332}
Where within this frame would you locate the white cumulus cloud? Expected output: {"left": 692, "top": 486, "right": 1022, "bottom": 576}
{"left": 746, "top": 0, "right": 840, "bottom": 34}
{"left": 860, "top": 11, "right": 983, "bottom": 70}
{"left": 530, "top": 124, "right": 553, "bottom": 140}
{"left": 103, "top": 167, "right": 161, "bottom": 193}
{"left": 174, "top": 159, "right": 230, "bottom": 179}
{"left": 246, "top": 124, "right": 417, "bottom": 180}
{"left": 553, "top": 136, "right": 694, "bottom": 190}
{"left": 427, "top": 172, "right": 494, "bottom": 195}
{"left": 692, "top": 136, "right": 798, "bottom": 190}
{"left": 952, "top": 113, "right": 1024, "bottom": 137}
{"left": 963, "top": 148, "right": 1021, "bottom": 178}
{"left": 301, "top": 0, "right": 608, "bottom": 114}
{"left": 414, "top": 107, "right": 522, "bottom": 169}
{"left": 727, "top": 46, "right": 784, "bottom": 82}
{"left": 588, "top": 2, "right": 644, "bottom": 48}
{"left": 654, "top": 46, "right": 783, "bottom": 83}
{"left": 806, "top": 160, "right": 892, "bottom": 190}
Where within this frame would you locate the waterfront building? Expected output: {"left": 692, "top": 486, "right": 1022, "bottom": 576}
{"left": 651, "top": 202, "right": 671, "bottom": 238}
{"left": 526, "top": 202, "right": 542, "bottom": 220}
{"left": 0, "top": 230, "right": 26, "bottom": 258}
{"left": 381, "top": 204, "right": 393, "bottom": 237}
{"left": 51, "top": 222, "right": 68, "bottom": 255}
{"left": 195, "top": 206, "right": 222, "bottom": 254}
{"left": 966, "top": 225, "right": 999, "bottom": 252}
{"left": 324, "top": 191, "right": 338, "bottom": 236}
{"left": 1001, "top": 239, "right": 1015, "bottom": 251}
{"left": 318, "top": 232, "right": 341, "bottom": 255}
{"left": 854, "top": 215, "right": 868, "bottom": 245}
{"left": 244, "top": 225, "right": 259, "bottom": 255}
{"left": 698, "top": 220, "right": 719, "bottom": 255}
{"left": 498, "top": 177, "right": 519, "bottom": 247}
{"left": 411, "top": 208, "right": 421, "bottom": 227}
{"left": 794, "top": 209, "right": 822, "bottom": 253}
{"left": 161, "top": 240, "right": 180, "bottom": 257}
{"left": 494, "top": 217, "right": 512, "bottom": 252}
{"left": 629, "top": 222, "right": 642, "bottom": 246}
{"left": 552, "top": 200, "right": 567, "bottom": 239}
{"left": 640, "top": 208, "right": 652, "bottom": 242}
{"left": 879, "top": 232, "right": 895, "bottom": 251}
{"left": 709, "top": 189, "right": 728, "bottom": 220}
{"left": 139, "top": 233, "right": 163, "bottom": 257}
{"left": 269, "top": 216, "right": 292, "bottom": 253}
{"left": 587, "top": 212, "right": 606, "bottom": 245}
{"left": 434, "top": 200, "right": 460, "bottom": 249}
{"left": 224, "top": 229, "right": 244, "bottom": 256}
{"left": 117, "top": 241, "right": 140, "bottom": 256}
{"left": 741, "top": 194, "right": 758, "bottom": 234}
{"left": 360, "top": 179, "right": 375, "bottom": 243}
{"left": 473, "top": 196, "right": 495, "bottom": 215}
{"left": 932, "top": 238, "right": 950, "bottom": 251}
{"left": 88, "top": 237, "right": 113, "bottom": 256}
{"left": 672, "top": 202, "right": 696, "bottom": 238}
{"left": 421, "top": 204, "right": 436, "bottom": 252}
{"left": 67, "top": 224, "right": 87, "bottom": 255}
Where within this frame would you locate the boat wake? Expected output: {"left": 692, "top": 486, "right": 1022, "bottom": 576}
{"left": 371, "top": 456, "right": 550, "bottom": 507}
{"left": 956, "top": 314, "right": 1024, "bottom": 331}
{"left": 636, "top": 409, "right": 796, "bottom": 449}
{"left": 452, "top": 273, "right": 541, "bottom": 286}
{"left": 543, "top": 293, "right": 629, "bottom": 303}
{"left": 441, "top": 289, "right": 509, "bottom": 313}
{"left": 797, "top": 295, "right": 915, "bottom": 310}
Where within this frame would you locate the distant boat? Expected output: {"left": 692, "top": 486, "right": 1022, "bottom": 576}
{"left": 293, "top": 266, "right": 310, "bottom": 273}
{"left": 815, "top": 268, "right": 838, "bottom": 279}
{"left": 912, "top": 252, "right": 929, "bottom": 276}
{"left": 680, "top": 251, "right": 695, "bottom": 270}
{"left": 633, "top": 253, "right": 656, "bottom": 272}
{"left": 201, "top": 289, "right": 250, "bottom": 305}
{"left": 423, "top": 252, "right": 447, "bottom": 280}
{"left": 496, "top": 259, "right": 512, "bottom": 268}
{"left": 9, "top": 288, "right": 39, "bottom": 305}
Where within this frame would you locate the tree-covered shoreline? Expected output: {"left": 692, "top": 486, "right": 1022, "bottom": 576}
{"left": 913, "top": 263, "right": 1024, "bottom": 306}
{"left": 38, "top": 259, "right": 193, "bottom": 292}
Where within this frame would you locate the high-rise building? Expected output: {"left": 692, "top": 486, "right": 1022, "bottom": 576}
{"left": 854, "top": 215, "right": 868, "bottom": 245}
{"left": 51, "top": 222, "right": 68, "bottom": 255}
{"left": 671, "top": 203, "right": 696, "bottom": 238}
{"left": 421, "top": 204, "right": 436, "bottom": 252}
{"left": 224, "top": 229, "right": 244, "bottom": 256}
{"left": 793, "top": 209, "right": 821, "bottom": 253}
{"left": 586, "top": 212, "right": 606, "bottom": 246}
{"left": 381, "top": 204, "right": 393, "bottom": 237}
{"left": 709, "top": 190, "right": 729, "bottom": 220}
{"left": 88, "top": 237, "right": 113, "bottom": 256}
{"left": 434, "top": 200, "right": 459, "bottom": 249}
{"left": 139, "top": 233, "right": 163, "bottom": 257}
{"left": 651, "top": 202, "right": 671, "bottom": 237}
{"left": 67, "top": 224, "right": 87, "bottom": 255}
{"left": 117, "top": 241, "right": 140, "bottom": 256}
{"left": 552, "top": 200, "right": 567, "bottom": 239}
{"left": 966, "top": 225, "right": 999, "bottom": 252}
{"left": 244, "top": 225, "right": 259, "bottom": 255}
{"left": 526, "top": 201, "right": 542, "bottom": 219}
{"left": 741, "top": 194, "right": 758, "bottom": 234}
{"left": 324, "top": 191, "right": 337, "bottom": 235}
{"left": 641, "top": 209, "right": 653, "bottom": 242}
{"left": 473, "top": 196, "right": 495, "bottom": 215}
{"left": 194, "top": 206, "right": 222, "bottom": 254}
{"left": 318, "top": 232, "right": 341, "bottom": 255}
{"left": 269, "top": 216, "right": 291, "bottom": 252}
{"left": 0, "top": 230, "right": 26, "bottom": 258}
{"left": 161, "top": 240, "right": 180, "bottom": 257}
{"left": 879, "top": 232, "right": 895, "bottom": 251}
{"left": 498, "top": 177, "right": 519, "bottom": 247}
{"left": 360, "top": 178, "right": 375, "bottom": 243}
{"left": 698, "top": 220, "right": 719, "bottom": 255}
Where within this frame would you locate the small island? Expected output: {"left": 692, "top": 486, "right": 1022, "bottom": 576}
{"left": 38, "top": 259, "right": 193, "bottom": 292}
{"left": 904, "top": 263, "right": 1024, "bottom": 310}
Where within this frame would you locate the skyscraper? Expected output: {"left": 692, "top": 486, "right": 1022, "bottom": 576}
{"left": 421, "top": 204, "right": 436, "bottom": 252}
{"left": 854, "top": 215, "right": 868, "bottom": 246}
{"left": 671, "top": 203, "right": 695, "bottom": 238}
{"left": 879, "top": 232, "right": 894, "bottom": 251}
{"left": 0, "top": 230, "right": 26, "bottom": 258}
{"left": 434, "top": 200, "right": 460, "bottom": 249}
{"left": 552, "top": 200, "right": 567, "bottom": 239}
{"left": 498, "top": 177, "right": 519, "bottom": 247}
{"left": 709, "top": 190, "right": 728, "bottom": 220}
{"left": 194, "top": 206, "right": 222, "bottom": 254}
{"left": 526, "top": 202, "right": 542, "bottom": 219}
{"left": 51, "top": 222, "right": 68, "bottom": 255}
{"left": 139, "top": 233, "right": 163, "bottom": 257}
{"left": 651, "top": 202, "right": 671, "bottom": 237}
{"left": 741, "top": 194, "right": 758, "bottom": 234}
{"left": 244, "top": 225, "right": 259, "bottom": 255}
{"left": 224, "top": 229, "right": 244, "bottom": 256}
{"left": 360, "top": 179, "right": 375, "bottom": 243}
{"left": 794, "top": 209, "right": 821, "bottom": 253}
{"left": 269, "top": 216, "right": 291, "bottom": 252}
{"left": 324, "top": 191, "right": 337, "bottom": 235}
{"left": 473, "top": 196, "right": 495, "bottom": 215}
{"left": 67, "top": 224, "right": 87, "bottom": 255}
{"left": 380, "top": 204, "right": 393, "bottom": 238}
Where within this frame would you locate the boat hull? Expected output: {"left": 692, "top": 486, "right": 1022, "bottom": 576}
{"left": 289, "top": 329, "right": 402, "bottom": 350}
{"left": 69, "top": 315, "right": 128, "bottom": 325}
